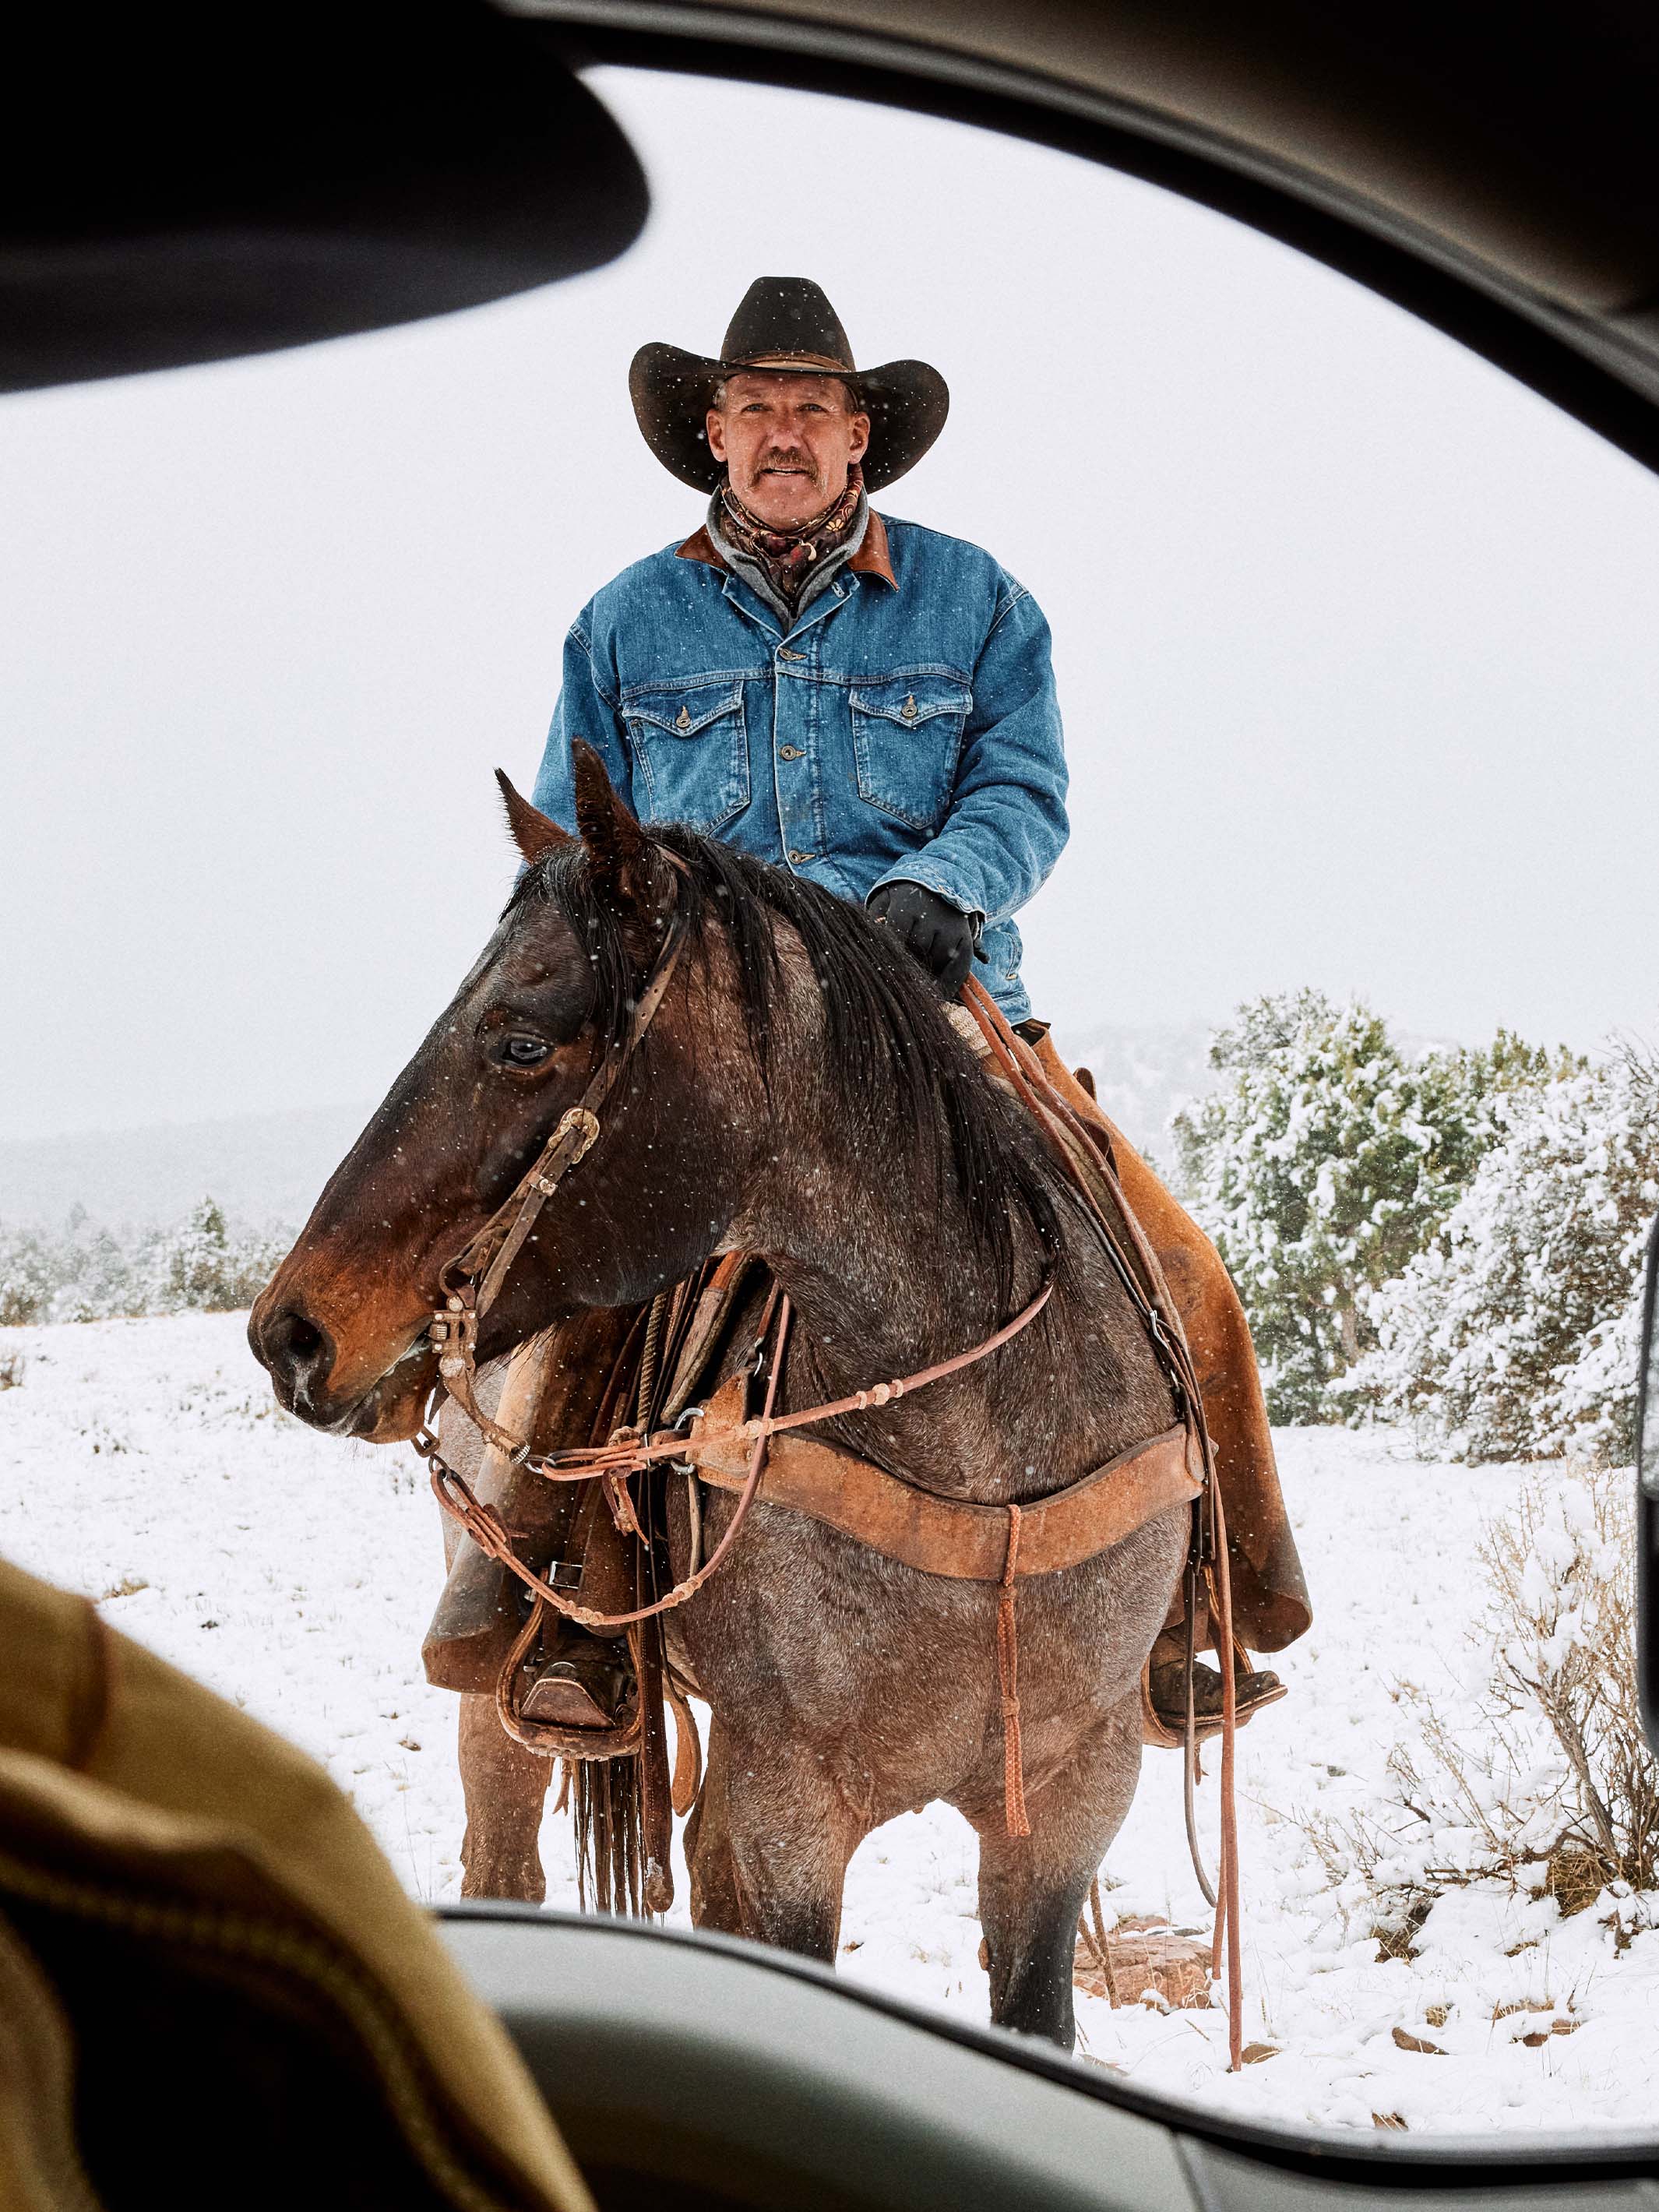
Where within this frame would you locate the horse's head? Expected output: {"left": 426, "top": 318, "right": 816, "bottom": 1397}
{"left": 248, "top": 746, "right": 765, "bottom": 1442}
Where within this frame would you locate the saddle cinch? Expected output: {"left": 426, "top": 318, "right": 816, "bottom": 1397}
{"left": 421, "top": 990, "right": 1271, "bottom": 1899}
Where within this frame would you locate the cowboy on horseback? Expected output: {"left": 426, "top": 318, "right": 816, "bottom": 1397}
{"left": 425, "top": 276, "right": 1310, "bottom": 1743}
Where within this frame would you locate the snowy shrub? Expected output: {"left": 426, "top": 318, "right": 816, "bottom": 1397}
{"left": 0, "top": 1226, "right": 55, "bottom": 1326}
{"left": 1170, "top": 994, "right": 1554, "bottom": 1422}
{"left": 137, "top": 1198, "right": 287, "bottom": 1315}
{"left": 1350, "top": 1048, "right": 1659, "bottom": 1462}
{"left": 1301, "top": 1466, "right": 1659, "bottom": 1946}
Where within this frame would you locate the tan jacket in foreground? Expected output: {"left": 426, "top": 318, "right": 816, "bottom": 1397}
{"left": 0, "top": 1554, "right": 592, "bottom": 2212}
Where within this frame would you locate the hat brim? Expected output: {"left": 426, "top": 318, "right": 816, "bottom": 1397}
{"left": 629, "top": 343, "right": 949, "bottom": 494}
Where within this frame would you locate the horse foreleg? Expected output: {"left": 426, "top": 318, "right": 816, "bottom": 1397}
{"left": 699, "top": 1724, "right": 858, "bottom": 1964}
{"left": 457, "top": 1692, "right": 554, "bottom": 1903}
{"left": 684, "top": 1721, "right": 746, "bottom": 1936}
{"left": 973, "top": 1695, "right": 1143, "bottom": 2048}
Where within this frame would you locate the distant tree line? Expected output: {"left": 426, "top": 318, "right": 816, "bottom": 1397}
{"left": 8, "top": 1006, "right": 1657, "bottom": 1464}
{"left": 0, "top": 1199, "right": 287, "bottom": 1326}
{"left": 1172, "top": 991, "right": 1659, "bottom": 1462}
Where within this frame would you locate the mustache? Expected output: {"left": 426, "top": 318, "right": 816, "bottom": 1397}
{"left": 751, "top": 447, "right": 822, "bottom": 481}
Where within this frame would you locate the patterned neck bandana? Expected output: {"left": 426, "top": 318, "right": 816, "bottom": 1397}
{"left": 717, "top": 463, "right": 865, "bottom": 611}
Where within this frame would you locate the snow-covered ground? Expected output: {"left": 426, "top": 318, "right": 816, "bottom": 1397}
{"left": 4, "top": 1312, "right": 1657, "bottom": 2135}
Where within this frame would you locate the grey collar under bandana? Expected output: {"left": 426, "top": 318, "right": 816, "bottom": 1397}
{"left": 706, "top": 484, "right": 870, "bottom": 627}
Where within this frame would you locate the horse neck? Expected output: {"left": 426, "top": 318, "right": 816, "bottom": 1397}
{"left": 732, "top": 1029, "right": 1171, "bottom": 1506}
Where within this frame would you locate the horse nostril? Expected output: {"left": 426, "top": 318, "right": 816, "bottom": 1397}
{"left": 284, "top": 1314, "right": 324, "bottom": 1361}
{"left": 259, "top": 1304, "right": 335, "bottom": 1404}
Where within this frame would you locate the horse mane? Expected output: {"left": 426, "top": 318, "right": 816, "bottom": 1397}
{"left": 506, "top": 828, "right": 1072, "bottom": 1310}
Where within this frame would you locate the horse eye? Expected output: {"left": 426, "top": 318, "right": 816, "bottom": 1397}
{"left": 499, "top": 1034, "right": 551, "bottom": 1069}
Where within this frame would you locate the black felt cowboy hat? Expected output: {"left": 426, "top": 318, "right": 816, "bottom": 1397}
{"left": 629, "top": 276, "right": 950, "bottom": 494}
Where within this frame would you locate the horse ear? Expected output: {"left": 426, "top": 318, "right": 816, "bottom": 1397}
{"left": 495, "top": 770, "right": 572, "bottom": 865}
{"left": 571, "top": 738, "right": 653, "bottom": 902}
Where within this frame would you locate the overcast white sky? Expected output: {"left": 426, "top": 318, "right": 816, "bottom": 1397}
{"left": 3, "top": 66, "right": 1658, "bottom": 1142}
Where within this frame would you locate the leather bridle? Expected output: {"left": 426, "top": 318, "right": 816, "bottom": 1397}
{"left": 423, "top": 849, "right": 695, "bottom": 1459}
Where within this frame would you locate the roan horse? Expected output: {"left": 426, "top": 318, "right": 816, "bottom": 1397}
{"left": 250, "top": 746, "right": 1190, "bottom": 2048}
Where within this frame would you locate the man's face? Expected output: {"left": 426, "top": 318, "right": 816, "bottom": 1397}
{"left": 706, "top": 371, "right": 871, "bottom": 530}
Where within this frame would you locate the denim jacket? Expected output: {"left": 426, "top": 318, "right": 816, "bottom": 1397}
{"left": 531, "top": 508, "right": 1068, "bottom": 1020}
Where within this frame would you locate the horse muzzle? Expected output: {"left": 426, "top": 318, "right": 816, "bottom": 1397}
{"left": 248, "top": 1293, "right": 437, "bottom": 1440}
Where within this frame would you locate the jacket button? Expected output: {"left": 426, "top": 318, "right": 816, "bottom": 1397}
{"left": 777, "top": 745, "right": 804, "bottom": 761}
{"left": 675, "top": 706, "right": 692, "bottom": 731}
{"left": 787, "top": 849, "right": 813, "bottom": 864}
{"left": 778, "top": 647, "right": 807, "bottom": 663}
{"left": 900, "top": 694, "right": 918, "bottom": 721}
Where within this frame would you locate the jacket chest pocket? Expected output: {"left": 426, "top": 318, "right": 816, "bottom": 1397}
{"left": 622, "top": 679, "right": 750, "bottom": 833}
{"left": 848, "top": 674, "right": 972, "bottom": 832}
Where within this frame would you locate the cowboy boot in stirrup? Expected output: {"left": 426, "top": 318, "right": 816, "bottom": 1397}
{"left": 520, "top": 1622, "right": 634, "bottom": 1728}
{"left": 1143, "top": 1623, "right": 1287, "bottom": 1745}
{"left": 519, "top": 1479, "right": 639, "bottom": 1727}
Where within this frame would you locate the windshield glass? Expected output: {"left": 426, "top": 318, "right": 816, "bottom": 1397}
{"left": 4, "top": 62, "right": 1659, "bottom": 2142}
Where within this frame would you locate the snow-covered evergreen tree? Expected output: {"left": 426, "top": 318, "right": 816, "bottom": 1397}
{"left": 46, "top": 1214, "right": 139, "bottom": 1323}
{"left": 1171, "top": 995, "right": 1569, "bottom": 1423}
{"left": 1351, "top": 1048, "right": 1659, "bottom": 1462}
{"left": 1171, "top": 994, "right": 1446, "bottom": 1421}
{"left": 138, "top": 1197, "right": 284, "bottom": 1315}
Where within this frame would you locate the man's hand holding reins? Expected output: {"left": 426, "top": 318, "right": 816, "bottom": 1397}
{"left": 867, "top": 881, "right": 977, "bottom": 995}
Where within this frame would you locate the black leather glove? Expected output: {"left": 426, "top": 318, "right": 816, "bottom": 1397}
{"left": 866, "top": 881, "right": 978, "bottom": 995}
